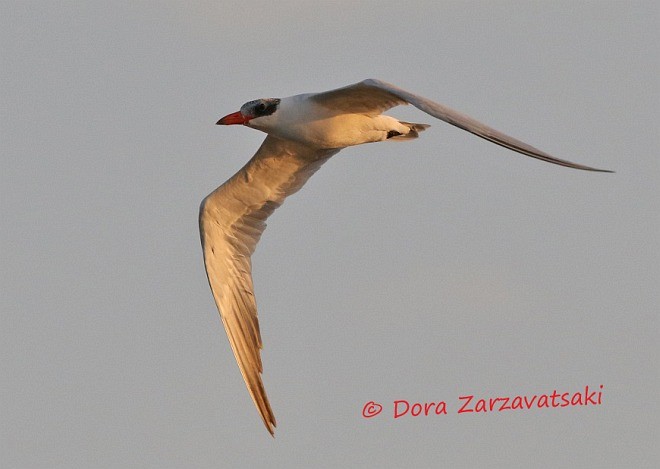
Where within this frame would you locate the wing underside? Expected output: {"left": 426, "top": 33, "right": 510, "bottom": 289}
{"left": 200, "top": 136, "right": 338, "bottom": 435}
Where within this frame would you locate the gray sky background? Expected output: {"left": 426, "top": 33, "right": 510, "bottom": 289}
{"left": 2, "top": 1, "right": 658, "bottom": 468}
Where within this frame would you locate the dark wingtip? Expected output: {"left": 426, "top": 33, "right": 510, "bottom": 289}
{"left": 585, "top": 167, "right": 615, "bottom": 173}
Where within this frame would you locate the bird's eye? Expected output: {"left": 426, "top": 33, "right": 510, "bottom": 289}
{"left": 256, "top": 103, "right": 267, "bottom": 113}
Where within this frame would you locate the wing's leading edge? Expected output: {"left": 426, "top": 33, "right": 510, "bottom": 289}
{"left": 313, "top": 79, "right": 612, "bottom": 172}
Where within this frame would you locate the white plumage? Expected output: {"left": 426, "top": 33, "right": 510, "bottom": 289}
{"left": 200, "top": 79, "right": 611, "bottom": 435}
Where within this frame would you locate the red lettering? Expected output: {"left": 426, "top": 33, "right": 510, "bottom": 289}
{"left": 458, "top": 395, "right": 473, "bottom": 413}
{"left": 523, "top": 395, "right": 537, "bottom": 409}
{"left": 570, "top": 392, "right": 583, "bottom": 406}
{"left": 435, "top": 401, "right": 447, "bottom": 415}
{"left": 499, "top": 397, "right": 510, "bottom": 411}
{"left": 451, "top": 385, "right": 604, "bottom": 416}
{"left": 394, "top": 400, "right": 448, "bottom": 418}
{"left": 537, "top": 394, "right": 549, "bottom": 408}
{"left": 422, "top": 402, "right": 439, "bottom": 416}
{"left": 584, "top": 386, "right": 598, "bottom": 405}
{"left": 511, "top": 396, "right": 523, "bottom": 410}
{"left": 394, "top": 400, "right": 409, "bottom": 418}
{"left": 550, "top": 390, "right": 561, "bottom": 408}
{"left": 474, "top": 399, "right": 487, "bottom": 413}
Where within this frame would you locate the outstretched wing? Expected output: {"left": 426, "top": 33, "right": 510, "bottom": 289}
{"left": 199, "top": 136, "right": 339, "bottom": 435}
{"left": 311, "top": 78, "right": 612, "bottom": 172}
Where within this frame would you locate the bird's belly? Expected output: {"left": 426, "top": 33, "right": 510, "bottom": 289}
{"left": 279, "top": 114, "right": 397, "bottom": 149}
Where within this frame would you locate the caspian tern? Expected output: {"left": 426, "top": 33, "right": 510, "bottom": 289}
{"left": 199, "top": 79, "right": 611, "bottom": 435}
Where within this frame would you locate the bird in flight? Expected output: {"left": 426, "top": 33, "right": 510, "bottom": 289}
{"left": 199, "top": 79, "right": 611, "bottom": 435}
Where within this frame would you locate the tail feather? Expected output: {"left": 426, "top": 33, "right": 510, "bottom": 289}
{"left": 388, "top": 121, "right": 430, "bottom": 140}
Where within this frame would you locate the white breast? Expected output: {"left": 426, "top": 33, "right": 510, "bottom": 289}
{"left": 249, "top": 94, "right": 405, "bottom": 149}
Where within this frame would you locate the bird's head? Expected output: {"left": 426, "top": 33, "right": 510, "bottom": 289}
{"left": 216, "top": 98, "right": 281, "bottom": 130}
